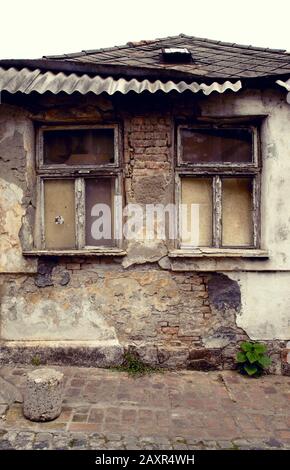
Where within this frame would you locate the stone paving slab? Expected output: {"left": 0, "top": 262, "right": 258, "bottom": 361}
{"left": 0, "top": 366, "right": 290, "bottom": 450}
{"left": 0, "top": 376, "right": 22, "bottom": 406}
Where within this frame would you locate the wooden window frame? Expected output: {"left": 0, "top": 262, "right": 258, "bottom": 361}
{"left": 175, "top": 121, "right": 261, "bottom": 250}
{"left": 176, "top": 123, "right": 259, "bottom": 169}
{"left": 35, "top": 124, "right": 123, "bottom": 252}
{"left": 37, "top": 124, "right": 119, "bottom": 172}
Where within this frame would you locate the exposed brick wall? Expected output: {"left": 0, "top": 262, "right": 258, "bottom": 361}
{"left": 124, "top": 115, "right": 172, "bottom": 204}
{"left": 0, "top": 260, "right": 287, "bottom": 372}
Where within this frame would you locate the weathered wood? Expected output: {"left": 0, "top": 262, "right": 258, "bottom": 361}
{"left": 75, "top": 178, "right": 85, "bottom": 249}
{"left": 213, "top": 176, "right": 222, "bottom": 248}
{"left": 175, "top": 173, "right": 181, "bottom": 249}
{"left": 36, "top": 123, "right": 122, "bottom": 252}
{"left": 37, "top": 124, "right": 119, "bottom": 171}
{"left": 39, "top": 178, "right": 45, "bottom": 249}
{"left": 253, "top": 174, "right": 261, "bottom": 249}
{"left": 175, "top": 167, "right": 259, "bottom": 175}
{"left": 23, "top": 249, "right": 126, "bottom": 257}
{"left": 175, "top": 120, "right": 261, "bottom": 249}
{"left": 168, "top": 248, "right": 269, "bottom": 258}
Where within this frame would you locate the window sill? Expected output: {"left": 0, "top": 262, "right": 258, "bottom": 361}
{"left": 168, "top": 248, "right": 269, "bottom": 259}
{"left": 23, "top": 249, "right": 127, "bottom": 257}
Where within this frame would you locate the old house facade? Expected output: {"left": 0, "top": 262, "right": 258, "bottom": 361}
{"left": 1, "top": 34, "right": 290, "bottom": 373}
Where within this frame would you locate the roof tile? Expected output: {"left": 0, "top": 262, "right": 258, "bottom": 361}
{"left": 43, "top": 34, "right": 290, "bottom": 79}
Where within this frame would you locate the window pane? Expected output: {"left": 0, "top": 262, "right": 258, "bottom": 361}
{"left": 180, "top": 128, "right": 252, "bottom": 163}
{"left": 181, "top": 178, "right": 213, "bottom": 246}
{"left": 85, "top": 178, "right": 114, "bottom": 247}
{"left": 43, "top": 128, "right": 115, "bottom": 165}
{"left": 222, "top": 178, "right": 253, "bottom": 247}
{"left": 44, "top": 179, "right": 76, "bottom": 249}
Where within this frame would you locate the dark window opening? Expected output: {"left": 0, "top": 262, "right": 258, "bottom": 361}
{"left": 179, "top": 127, "right": 253, "bottom": 164}
{"left": 43, "top": 128, "right": 115, "bottom": 166}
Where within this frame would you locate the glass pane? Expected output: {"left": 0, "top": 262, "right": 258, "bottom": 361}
{"left": 181, "top": 178, "right": 213, "bottom": 246}
{"left": 180, "top": 128, "right": 252, "bottom": 163}
{"left": 44, "top": 179, "right": 76, "bottom": 249}
{"left": 43, "top": 128, "right": 115, "bottom": 165}
{"left": 222, "top": 178, "right": 253, "bottom": 247}
{"left": 85, "top": 178, "right": 114, "bottom": 246}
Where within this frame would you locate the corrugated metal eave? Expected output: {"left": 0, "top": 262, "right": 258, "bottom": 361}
{"left": 0, "top": 67, "right": 242, "bottom": 96}
{"left": 276, "top": 78, "right": 290, "bottom": 91}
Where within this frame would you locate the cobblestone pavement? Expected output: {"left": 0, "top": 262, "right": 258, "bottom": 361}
{"left": 0, "top": 366, "right": 290, "bottom": 450}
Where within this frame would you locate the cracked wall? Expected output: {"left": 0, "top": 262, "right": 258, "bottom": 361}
{"left": 0, "top": 105, "right": 36, "bottom": 273}
{"left": 0, "top": 90, "right": 290, "bottom": 372}
{"left": 0, "top": 265, "right": 250, "bottom": 370}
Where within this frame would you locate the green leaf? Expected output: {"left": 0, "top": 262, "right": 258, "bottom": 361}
{"left": 253, "top": 343, "right": 267, "bottom": 354}
{"left": 236, "top": 352, "right": 247, "bottom": 363}
{"left": 246, "top": 351, "right": 258, "bottom": 363}
{"left": 244, "top": 363, "right": 258, "bottom": 376}
{"left": 240, "top": 342, "right": 253, "bottom": 352}
{"left": 257, "top": 355, "right": 271, "bottom": 368}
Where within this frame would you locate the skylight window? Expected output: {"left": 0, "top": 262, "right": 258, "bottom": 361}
{"left": 161, "top": 47, "right": 192, "bottom": 63}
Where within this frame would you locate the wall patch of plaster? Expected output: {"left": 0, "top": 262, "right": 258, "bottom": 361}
{"left": 229, "top": 272, "right": 290, "bottom": 340}
{"left": 0, "top": 178, "right": 35, "bottom": 273}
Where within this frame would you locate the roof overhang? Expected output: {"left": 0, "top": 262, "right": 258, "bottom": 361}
{"left": 0, "top": 59, "right": 226, "bottom": 82}
{"left": 0, "top": 67, "right": 242, "bottom": 96}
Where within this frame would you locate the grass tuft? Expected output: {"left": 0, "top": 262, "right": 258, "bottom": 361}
{"left": 114, "top": 351, "right": 162, "bottom": 377}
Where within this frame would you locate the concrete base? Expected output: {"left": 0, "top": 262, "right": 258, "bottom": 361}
{"left": 0, "top": 341, "right": 124, "bottom": 368}
{"left": 0, "top": 340, "right": 288, "bottom": 375}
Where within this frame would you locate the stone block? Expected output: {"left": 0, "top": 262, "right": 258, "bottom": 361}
{"left": 0, "top": 377, "right": 22, "bottom": 405}
{"left": 23, "top": 368, "right": 64, "bottom": 422}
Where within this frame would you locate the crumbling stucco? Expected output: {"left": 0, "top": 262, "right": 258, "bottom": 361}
{"left": 0, "top": 104, "right": 36, "bottom": 273}
{"left": 0, "top": 90, "right": 290, "bottom": 372}
{"left": 122, "top": 241, "right": 168, "bottom": 268}
{"left": 0, "top": 179, "right": 34, "bottom": 273}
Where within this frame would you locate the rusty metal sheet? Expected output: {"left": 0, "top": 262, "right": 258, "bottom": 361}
{"left": 0, "top": 67, "right": 242, "bottom": 96}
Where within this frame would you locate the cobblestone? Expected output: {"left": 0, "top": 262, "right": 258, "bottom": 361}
{"left": 1, "top": 366, "right": 290, "bottom": 450}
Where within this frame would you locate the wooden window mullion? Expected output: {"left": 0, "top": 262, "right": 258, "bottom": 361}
{"left": 40, "top": 178, "right": 45, "bottom": 249}
{"left": 75, "top": 177, "right": 85, "bottom": 249}
{"left": 114, "top": 175, "right": 123, "bottom": 248}
{"left": 253, "top": 174, "right": 261, "bottom": 249}
{"left": 213, "top": 176, "right": 222, "bottom": 248}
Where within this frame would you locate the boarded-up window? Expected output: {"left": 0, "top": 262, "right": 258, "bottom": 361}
{"left": 43, "top": 128, "right": 115, "bottom": 166}
{"left": 38, "top": 125, "right": 120, "bottom": 251}
{"left": 44, "top": 179, "right": 76, "bottom": 249}
{"left": 179, "top": 128, "right": 252, "bottom": 164}
{"left": 177, "top": 123, "right": 260, "bottom": 249}
{"left": 85, "top": 178, "right": 114, "bottom": 247}
{"left": 222, "top": 178, "right": 253, "bottom": 247}
{"left": 181, "top": 178, "right": 213, "bottom": 246}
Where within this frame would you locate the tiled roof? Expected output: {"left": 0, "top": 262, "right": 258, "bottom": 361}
{"left": 43, "top": 34, "right": 290, "bottom": 79}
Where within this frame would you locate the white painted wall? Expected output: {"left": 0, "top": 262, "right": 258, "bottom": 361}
{"left": 229, "top": 272, "right": 290, "bottom": 340}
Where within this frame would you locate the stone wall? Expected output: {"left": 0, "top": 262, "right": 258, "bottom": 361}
{"left": 0, "top": 263, "right": 250, "bottom": 370}
{"left": 0, "top": 89, "right": 290, "bottom": 373}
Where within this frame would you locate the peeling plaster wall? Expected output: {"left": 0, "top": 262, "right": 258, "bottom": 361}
{"left": 199, "top": 88, "right": 290, "bottom": 271}
{"left": 229, "top": 272, "right": 290, "bottom": 340}
{"left": 0, "top": 90, "right": 290, "bottom": 371}
{"left": 0, "top": 105, "right": 36, "bottom": 273}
